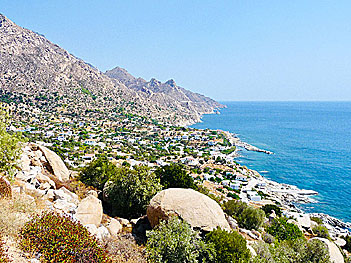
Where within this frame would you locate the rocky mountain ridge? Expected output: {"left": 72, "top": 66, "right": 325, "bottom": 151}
{"left": 0, "top": 14, "right": 223, "bottom": 125}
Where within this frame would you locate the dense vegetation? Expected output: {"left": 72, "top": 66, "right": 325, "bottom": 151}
{"left": 223, "top": 200, "right": 265, "bottom": 230}
{"left": 206, "top": 227, "right": 251, "bottom": 263}
{"left": 252, "top": 238, "right": 330, "bottom": 263}
{"left": 0, "top": 108, "right": 24, "bottom": 177}
{"left": 19, "top": 212, "right": 111, "bottom": 263}
{"left": 146, "top": 217, "right": 215, "bottom": 263}
{"left": 261, "top": 204, "right": 282, "bottom": 217}
{"left": 103, "top": 166, "right": 162, "bottom": 218}
{"left": 155, "top": 163, "right": 196, "bottom": 190}
{"left": 266, "top": 217, "right": 304, "bottom": 241}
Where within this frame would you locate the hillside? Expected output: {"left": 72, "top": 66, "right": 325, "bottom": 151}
{"left": 0, "top": 14, "right": 223, "bottom": 125}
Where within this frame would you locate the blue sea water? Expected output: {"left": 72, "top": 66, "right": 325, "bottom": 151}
{"left": 191, "top": 102, "right": 351, "bottom": 222}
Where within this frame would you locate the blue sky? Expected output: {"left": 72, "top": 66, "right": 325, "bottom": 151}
{"left": 2, "top": 1, "right": 351, "bottom": 101}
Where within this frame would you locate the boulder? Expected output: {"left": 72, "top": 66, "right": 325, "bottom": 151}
{"left": 85, "top": 224, "right": 98, "bottom": 236}
{"left": 107, "top": 218, "right": 122, "bottom": 236}
{"left": 311, "top": 238, "right": 344, "bottom": 263}
{"left": 75, "top": 195, "right": 103, "bottom": 227}
{"left": 147, "top": 188, "right": 230, "bottom": 232}
{"left": 53, "top": 187, "right": 79, "bottom": 205}
{"left": 38, "top": 145, "right": 70, "bottom": 181}
{"left": 53, "top": 199, "right": 77, "bottom": 214}
{"left": 96, "top": 226, "right": 111, "bottom": 241}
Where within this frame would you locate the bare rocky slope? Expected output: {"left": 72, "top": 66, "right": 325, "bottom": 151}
{"left": 0, "top": 14, "right": 223, "bottom": 125}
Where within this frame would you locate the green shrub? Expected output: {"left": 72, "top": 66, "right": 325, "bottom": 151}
{"left": 261, "top": 204, "right": 282, "bottom": 217}
{"left": 146, "top": 217, "right": 215, "bottom": 263}
{"left": 223, "top": 200, "right": 265, "bottom": 230}
{"left": 266, "top": 217, "right": 303, "bottom": 241}
{"left": 205, "top": 227, "right": 250, "bottom": 263}
{"left": 344, "top": 235, "right": 351, "bottom": 253}
{"left": 310, "top": 216, "right": 323, "bottom": 225}
{"left": 223, "top": 200, "right": 248, "bottom": 217}
{"left": 252, "top": 238, "right": 330, "bottom": 263}
{"left": 312, "top": 225, "right": 330, "bottom": 239}
{"left": 237, "top": 206, "right": 265, "bottom": 230}
{"left": 0, "top": 108, "right": 24, "bottom": 177}
{"left": 19, "top": 212, "right": 111, "bottom": 263}
{"left": 155, "top": 163, "right": 196, "bottom": 189}
{"left": 103, "top": 166, "right": 162, "bottom": 219}
{"left": 227, "top": 192, "right": 240, "bottom": 200}
{"left": 79, "top": 156, "right": 117, "bottom": 190}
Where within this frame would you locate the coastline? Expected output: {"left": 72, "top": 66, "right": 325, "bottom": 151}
{"left": 191, "top": 110, "right": 351, "bottom": 238}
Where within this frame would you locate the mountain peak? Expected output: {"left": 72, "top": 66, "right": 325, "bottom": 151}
{"left": 165, "top": 79, "right": 176, "bottom": 87}
{"left": 105, "top": 66, "right": 136, "bottom": 85}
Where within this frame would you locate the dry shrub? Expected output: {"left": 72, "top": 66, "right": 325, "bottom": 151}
{"left": 0, "top": 193, "right": 39, "bottom": 238}
{"left": 0, "top": 236, "right": 10, "bottom": 263}
{"left": 104, "top": 234, "right": 147, "bottom": 263}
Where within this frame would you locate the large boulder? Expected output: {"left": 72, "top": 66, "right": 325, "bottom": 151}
{"left": 75, "top": 195, "right": 103, "bottom": 227}
{"left": 147, "top": 188, "right": 230, "bottom": 232}
{"left": 38, "top": 145, "right": 70, "bottom": 181}
{"left": 311, "top": 238, "right": 344, "bottom": 263}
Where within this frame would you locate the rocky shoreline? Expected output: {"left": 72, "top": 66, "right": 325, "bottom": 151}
{"left": 221, "top": 130, "right": 351, "bottom": 239}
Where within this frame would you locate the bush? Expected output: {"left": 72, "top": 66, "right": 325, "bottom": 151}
{"left": 237, "top": 206, "right": 265, "bottom": 230}
{"left": 223, "top": 200, "right": 265, "bottom": 230}
{"left": 252, "top": 238, "right": 330, "bottom": 263}
{"left": 261, "top": 204, "right": 282, "bottom": 217}
{"left": 155, "top": 163, "right": 196, "bottom": 189}
{"left": 19, "top": 212, "right": 111, "bottom": 263}
{"left": 227, "top": 192, "right": 240, "bottom": 200}
{"left": 146, "top": 217, "right": 215, "bottom": 263}
{"left": 79, "top": 156, "right": 117, "bottom": 190}
{"left": 103, "top": 166, "right": 162, "bottom": 219}
{"left": 266, "top": 217, "right": 303, "bottom": 241}
{"left": 312, "top": 225, "right": 330, "bottom": 239}
{"left": 205, "top": 227, "right": 250, "bottom": 263}
{"left": 0, "top": 108, "right": 24, "bottom": 177}
{"left": 344, "top": 235, "right": 351, "bottom": 253}
{"left": 310, "top": 216, "right": 323, "bottom": 225}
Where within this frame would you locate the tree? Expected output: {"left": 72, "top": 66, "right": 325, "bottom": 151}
{"left": 79, "top": 156, "right": 117, "bottom": 190}
{"left": 103, "top": 166, "right": 162, "bottom": 219}
{"left": 261, "top": 204, "right": 282, "bottom": 217}
{"left": 155, "top": 163, "right": 196, "bottom": 189}
{"left": 146, "top": 217, "right": 215, "bottom": 263}
{"left": 0, "top": 108, "right": 24, "bottom": 177}
{"left": 266, "top": 217, "right": 303, "bottom": 241}
{"left": 205, "top": 227, "right": 250, "bottom": 263}
{"left": 312, "top": 225, "right": 330, "bottom": 239}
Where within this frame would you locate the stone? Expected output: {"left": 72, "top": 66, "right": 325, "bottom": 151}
{"left": 117, "top": 217, "right": 130, "bottom": 226}
{"left": 45, "top": 189, "right": 55, "bottom": 202}
{"left": 147, "top": 188, "right": 230, "bottom": 232}
{"left": 19, "top": 153, "right": 31, "bottom": 172}
{"left": 85, "top": 224, "right": 98, "bottom": 236}
{"left": 87, "top": 190, "right": 98, "bottom": 198}
{"left": 38, "top": 145, "right": 70, "bottom": 181}
{"left": 75, "top": 195, "right": 103, "bottom": 227}
{"left": 96, "top": 226, "right": 111, "bottom": 241}
{"left": 36, "top": 173, "right": 56, "bottom": 189}
{"left": 334, "top": 238, "right": 346, "bottom": 247}
{"left": 107, "top": 218, "right": 122, "bottom": 236}
{"left": 226, "top": 215, "right": 238, "bottom": 229}
{"left": 311, "top": 238, "right": 344, "bottom": 263}
{"left": 54, "top": 187, "right": 79, "bottom": 205}
{"left": 53, "top": 199, "right": 77, "bottom": 214}
{"left": 0, "top": 176, "right": 12, "bottom": 198}
{"left": 39, "top": 182, "right": 52, "bottom": 191}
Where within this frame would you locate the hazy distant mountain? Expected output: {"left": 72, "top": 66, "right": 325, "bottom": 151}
{"left": 0, "top": 14, "right": 223, "bottom": 125}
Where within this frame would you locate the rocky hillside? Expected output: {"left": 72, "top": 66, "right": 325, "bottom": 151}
{"left": 106, "top": 67, "right": 224, "bottom": 124}
{"left": 0, "top": 14, "right": 223, "bottom": 125}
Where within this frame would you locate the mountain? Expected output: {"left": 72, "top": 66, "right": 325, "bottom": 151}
{"left": 0, "top": 14, "right": 223, "bottom": 125}
{"left": 105, "top": 67, "right": 224, "bottom": 124}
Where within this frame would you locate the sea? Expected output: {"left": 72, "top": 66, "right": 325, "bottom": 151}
{"left": 191, "top": 101, "right": 351, "bottom": 223}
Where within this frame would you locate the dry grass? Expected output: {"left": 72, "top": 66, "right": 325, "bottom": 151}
{"left": 103, "top": 234, "right": 147, "bottom": 263}
{"left": 0, "top": 192, "right": 42, "bottom": 238}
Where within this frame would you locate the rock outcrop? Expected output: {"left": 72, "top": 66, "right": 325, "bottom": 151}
{"left": 147, "top": 188, "right": 230, "bottom": 232}
{"left": 75, "top": 195, "right": 103, "bottom": 227}
{"left": 38, "top": 145, "right": 70, "bottom": 181}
